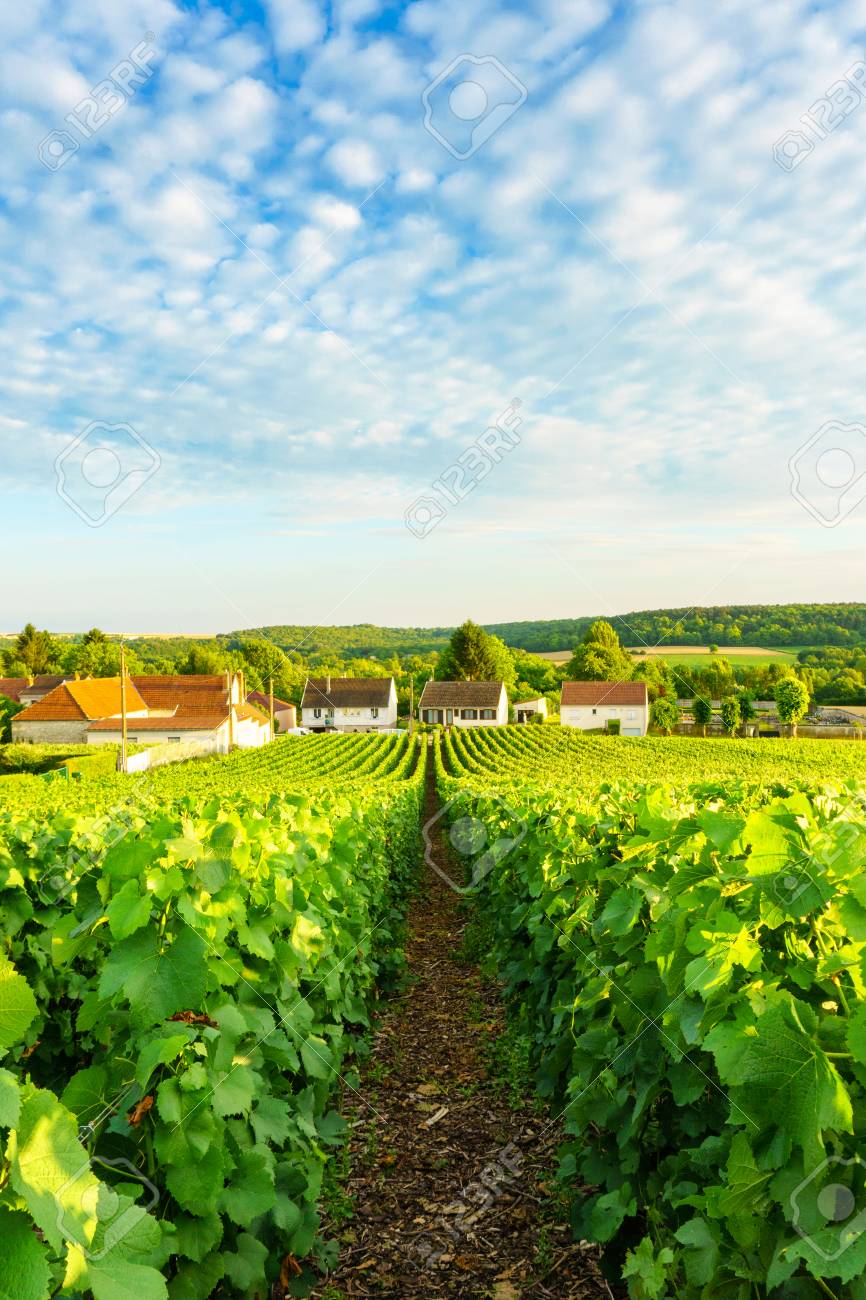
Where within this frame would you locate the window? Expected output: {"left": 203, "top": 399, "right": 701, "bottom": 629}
{"left": 462, "top": 708, "right": 477, "bottom": 719}
{"left": 168, "top": 736, "right": 181, "bottom": 742}
{"left": 480, "top": 709, "right": 494, "bottom": 719}
{"left": 592, "top": 707, "right": 597, "bottom": 715}
{"left": 627, "top": 710, "right": 635, "bottom": 719}
{"left": 313, "top": 708, "right": 322, "bottom": 718}
{"left": 371, "top": 707, "right": 379, "bottom": 717}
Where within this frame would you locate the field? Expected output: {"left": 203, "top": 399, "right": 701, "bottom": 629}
{"left": 1, "top": 728, "right": 865, "bottom": 1299}
{"left": 537, "top": 645, "right": 802, "bottom": 667}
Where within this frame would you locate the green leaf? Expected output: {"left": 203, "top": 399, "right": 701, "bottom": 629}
{"left": 300, "top": 1036, "right": 334, "bottom": 1080}
{"left": 165, "top": 1146, "right": 226, "bottom": 1218}
{"left": 99, "top": 926, "right": 208, "bottom": 1026}
{"left": 135, "top": 1034, "right": 191, "bottom": 1088}
{"left": 212, "top": 1067, "right": 257, "bottom": 1117}
{"left": 847, "top": 1004, "right": 866, "bottom": 1065}
{"left": 622, "top": 1236, "right": 675, "bottom": 1299}
{"left": 172, "top": 1213, "right": 223, "bottom": 1263}
{"left": 706, "top": 1001, "right": 852, "bottom": 1162}
{"left": 64, "top": 1193, "right": 167, "bottom": 1300}
{"left": 0, "top": 1068, "right": 20, "bottom": 1128}
{"left": 218, "top": 1148, "right": 274, "bottom": 1227}
{"left": 107, "top": 880, "right": 153, "bottom": 940}
{"left": 674, "top": 1217, "right": 718, "bottom": 1286}
{"left": 8, "top": 1086, "right": 99, "bottom": 1251}
{"left": 0, "top": 957, "right": 38, "bottom": 1051}
{"left": 0, "top": 1206, "right": 51, "bottom": 1300}
{"left": 222, "top": 1233, "right": 268, "bottom": 1290}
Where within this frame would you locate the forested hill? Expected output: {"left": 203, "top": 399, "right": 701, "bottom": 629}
{"left": 228, "top": 604, "right": 866, "bottom": 657}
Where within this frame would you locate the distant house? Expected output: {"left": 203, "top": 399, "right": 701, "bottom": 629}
{"left": 12, "top": 671, "right": 271, "bottom": 752}
{"left": 514, "top": 697, "right": 548, "bottom": 724}
{"left": 0, "top": 674, "right": 75, "bottom": 706}
{"left": 300, "top": 677, "right": 397, "bottom": 732}
{"left": 418, "top": 680, "right": 508, "bottom": 727}
{"left": 560, "top": 681, "right": 648, "bottom": 735}
{"left": 246, "top": 691, "right": 297, "bottom": 732}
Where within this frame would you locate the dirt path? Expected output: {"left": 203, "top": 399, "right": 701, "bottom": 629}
{"left": 312, "top": 755, "right": 609, "bottom": 1300}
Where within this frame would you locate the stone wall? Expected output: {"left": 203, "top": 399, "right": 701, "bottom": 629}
{"left": 11, "top": 719, "right": 90, "bottom": 744}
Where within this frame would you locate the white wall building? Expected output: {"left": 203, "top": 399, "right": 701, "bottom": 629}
{"left": 300, "top": 677, "right": 398, "bottom": 732}
{"left": 514, "top": 697, "right": 548, "bottom": 723}
{"left": 560, "top": 681, "right": 649, "bottom": 736}
{"left": 418, "top": 680, "right": 508, "bottom": 727}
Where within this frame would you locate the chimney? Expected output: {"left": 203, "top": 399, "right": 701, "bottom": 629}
{"left": 27, "top": 675, "right": 34, "bottom": 686}
{"left": 325, "top": 674, "right": 331, "bottom": 693}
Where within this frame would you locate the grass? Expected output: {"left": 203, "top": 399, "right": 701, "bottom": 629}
{"left": 628, "top": 646, "right": 801, "bottom": 667}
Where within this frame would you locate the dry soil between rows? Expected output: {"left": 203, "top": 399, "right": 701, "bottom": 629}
{"left": 311, "top": 759, "right": 611, "bottom": 1300}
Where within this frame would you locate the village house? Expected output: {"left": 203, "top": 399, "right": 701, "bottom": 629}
{"left": 514, "top": 696, "right": 548, "bottom": 723}
{"left": 300, "top": 676, "right": 397, "bottom": 732}
{"left": 418, "top": 680, "right": 508, "bottom": 727}
{"left": 560, "top": 680, "right": 649, "bottom": 736}
{"left": 0, "top": 674, "right": 75, "bottom": 706}
{"left": 12, "top": 672, "right": 271, "bottom": 752}
{"left": 246, "top": 690, "right": 297, "bottom": 732}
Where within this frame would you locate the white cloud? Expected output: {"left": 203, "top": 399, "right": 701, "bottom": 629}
{"left": 325, "top": 138, "right": 383, "bottom": 186}
{"left": 266, "top": 0, "right": 325, "bottom": 54}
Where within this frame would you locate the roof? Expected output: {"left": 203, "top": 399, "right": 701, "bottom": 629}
{"left": 418, "top": 680, "right": 504, "bottom": 709}
{"left": 88, "top": 716, "right": 226, "bottom": 733}
{"left": 19, "top": 678, "right": 148, "bottom": 722}
{"left": 560, "top": 680, "right": 648, "bottom": 707}
{"left": 0, "top": 678, "right": 29, "bottom": 702}
{"left": 19, "top": 674, "right": 70, "bottom": 697}
{"left": 247, "top": 691, "right": 295, "bottom": 713}
{"left": 301, "top": 677, "right": 394, "bottom": 708}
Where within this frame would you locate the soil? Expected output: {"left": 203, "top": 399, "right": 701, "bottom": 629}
{"left": 311, "top": 755, "right": 611, "bottom": 1300}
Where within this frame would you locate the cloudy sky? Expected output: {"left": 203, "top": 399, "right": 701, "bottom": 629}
{"left": 2, "top": 0, "right": 866, "bottom": 632}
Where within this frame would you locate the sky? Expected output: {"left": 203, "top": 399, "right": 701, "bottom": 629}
{"left": 2, "top": 0, "right": 866, "bottom": 633}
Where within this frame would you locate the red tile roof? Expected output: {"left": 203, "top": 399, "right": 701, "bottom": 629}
{"left": 560, "top": 680, "right": 648, "bottom": 706}
{"left": 247, "top": 690, "right": 295, "bottom": 713}
{"left": 20, "top": 678, "right": 148, "bottom": 722}
{"left": 0, "top": 678, "right": 29, "bottom": 703}
{"left": 88, "top": 716, "right": 226, "bottom": 732}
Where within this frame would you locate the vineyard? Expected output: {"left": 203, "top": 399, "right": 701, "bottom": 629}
{"left": 437, "top": 728, "right": 866, "bottom": 1298}
{"left": 0, "top": 734, "right": 425, "bottom": 1300}
{"left": 2, "top": 725, "right": 866, "bottom": 1299}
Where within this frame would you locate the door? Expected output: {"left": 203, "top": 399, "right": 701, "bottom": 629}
{"left": 446, "top": 708, "right": 454, "bottom": 725}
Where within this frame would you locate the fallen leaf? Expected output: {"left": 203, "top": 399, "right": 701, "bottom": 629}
{"left": 167, "top": 1010, "right": 219, "bottom": 1028}
{"left": 126, "top": 1095, "right": 154, "bottom": 1126}
{"left": 492, "top": 1284, "right": 520, "bottom": 1299}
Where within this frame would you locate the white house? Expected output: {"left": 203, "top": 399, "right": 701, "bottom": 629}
{"left": 560, "top": 681, "right": 649, "bottom": 736}
{"left": 246, "top": 690, "right": 297, "bottom": 732}
{"left": 418, "top": 680, "right": 508, "bottom": 727}
{"left": 514, "top": 697, "right": 548, "bottom": 723}
{"left": 300, "top": 676, "right": 397, "bottom": 732}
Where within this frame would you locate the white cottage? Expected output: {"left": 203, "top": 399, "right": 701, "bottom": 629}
{"left": 300, "top": 676, "right": 397, "bottom": 732}
{"left": 418, "top": 680, "right": 508, "bottom": 727}
{"left": 514, "top": 697, "right": 548, "bottom": 723}
{"left": 560, "top": 680, "right": 648, "bottom": 736}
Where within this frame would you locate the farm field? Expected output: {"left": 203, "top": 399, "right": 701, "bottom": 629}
{"left": 537, "top": 645, "right": 803, "bottom": 667}
{"left": 2, "top": 727, "right": 865, "bottom": 1299}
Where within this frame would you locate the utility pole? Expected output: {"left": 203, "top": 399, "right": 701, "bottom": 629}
{"left": 408, "top": 676, "right": 414, "bottom": 735}
{"left": 119, "top": 641, "right": 128, "bottom": 775}
{"left": 269, "top": 674, "right": 275, "bottom": 740}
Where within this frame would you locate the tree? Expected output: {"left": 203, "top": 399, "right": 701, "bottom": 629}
{"left": 82, "top": 627, "right": 109, "bottom": 645}
{"left": 775, "top": 675, "right": 810, "bottom": 737}
{"left": 739, "top": 692, "right": 757, "bottom": 734}
{"left": 692, "top": 695, "right": 712, "bottom": 736}
{"left": 0, "top": 694, "right": 24, "bottom": 742}
{"left": 7, "top": 624, "right": 61, "bottom": 675}
{"left": 436, "top": 621, "right": 516, "bottom": 690}
{"left": 565, "top": 620, "right": 633, "bottom": 683}
{"left": 720, "top": 695, "right": 740, "bottom": 736}
{"left": 651, "top": 697, "right": 680, "bottom": 735}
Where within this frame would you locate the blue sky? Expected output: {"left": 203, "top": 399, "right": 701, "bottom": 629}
{"left": 2, "top": 0, "right": 866, "bottom": 633}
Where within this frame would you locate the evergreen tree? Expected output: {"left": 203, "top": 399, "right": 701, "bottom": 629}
{"left": 436, "top": 620, "right": 515, "bottom": 689}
